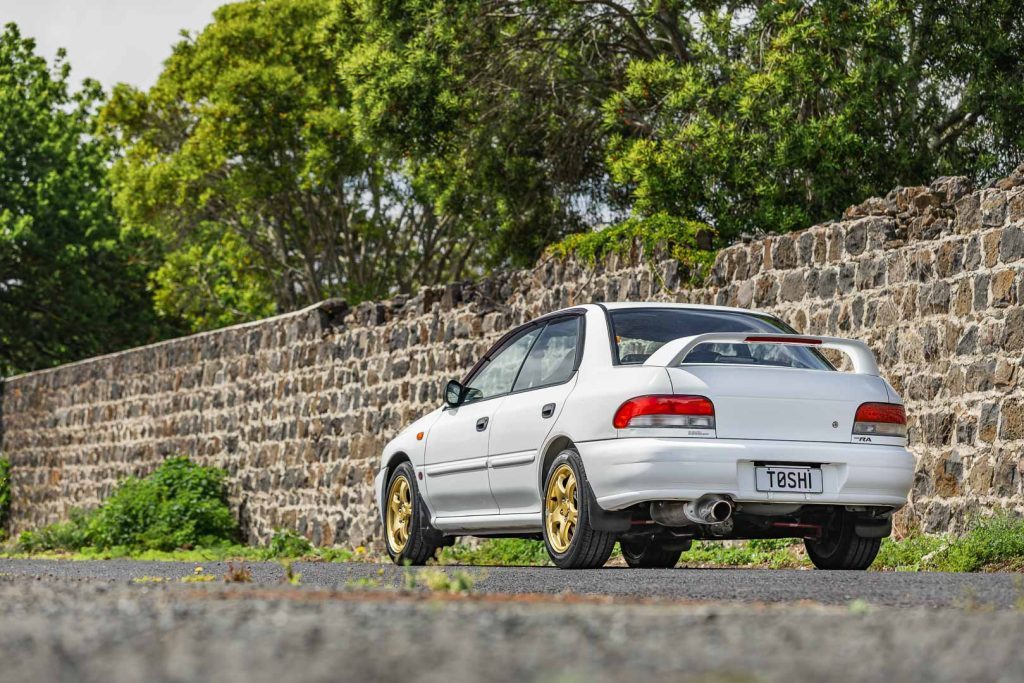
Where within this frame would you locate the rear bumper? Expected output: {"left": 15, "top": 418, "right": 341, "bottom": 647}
{"left": 576, "top": 437, "right": 914, "bottom": 511}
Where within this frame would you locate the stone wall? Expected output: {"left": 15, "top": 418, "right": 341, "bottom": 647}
{"left": 2, "top": 170, "right": 1023, "bottom": 545}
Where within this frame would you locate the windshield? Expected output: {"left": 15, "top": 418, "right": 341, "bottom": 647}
{"left": 608, "top": 308, "right": 834, "bottom": 370}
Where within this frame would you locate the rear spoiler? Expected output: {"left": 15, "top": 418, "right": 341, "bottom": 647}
{"left": 642, "top": 333, "right": 880, "bottom": 376}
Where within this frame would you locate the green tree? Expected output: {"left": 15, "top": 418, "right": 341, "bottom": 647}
{"left": 326, "top": 0, "right": 634, "bottom": 268}
{"left": 600, "top": 0, "right": 1024, "bottom": 240}
{"left": 332, "top": 1, "right": 1024, "bottom": 249}
{"left": 0, "top": 23, "right": 172, "bottom": 375}
{"left": 106, "top": 0, "right": 487, "bottom": 331}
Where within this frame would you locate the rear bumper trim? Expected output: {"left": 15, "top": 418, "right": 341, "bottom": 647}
{"left": 576, "top": 437, "right": 914, "bottom": 511}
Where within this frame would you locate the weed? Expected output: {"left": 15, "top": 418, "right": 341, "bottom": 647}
{"left": 280, "top": 560, "right": 302, "bottom": 586}
{"left": 847, "top": 599, "right": 872, "bottom": 615}
{"left": 131, "top": 576, "right": 168, "bottom": 584}
{"left": 1014, "top": 576, "right": 1024, "bottom": 611}
{"left": 953, "top": 586, "right": 996, "bottom": 612}
{"left": 223, "top": 562, "right": 252, "bottom": 583}
{"left": 418, "top": 568, "right": 475, "bottom": 594}
{"left": 261, "top": 530, "right": 313, "bottom": 559}
{"left": 181, "top": 574, "right": 216, "bottom": 583}
{"left": 345, "top": 576, "right": 383, "bottom": 590}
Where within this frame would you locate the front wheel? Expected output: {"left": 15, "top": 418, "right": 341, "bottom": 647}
{"left": 542, "top": 450, "right": 617, "bottom": 569}
{"left": 384, "top": 461, "right": 440, "bottom": 565}
{"left": 804, "top": 511, "right": 880, "bottom": 570}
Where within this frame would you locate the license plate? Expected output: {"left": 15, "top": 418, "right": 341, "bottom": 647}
{"left": 755, "top": 466, "right": 823, "bottom": 493}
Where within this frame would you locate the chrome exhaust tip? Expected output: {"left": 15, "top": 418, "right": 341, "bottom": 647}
{"left": 649, "top": 495, "right": 735, "bottom": 527}
{"left": 708, "top": 499, "right": 733, "bottom": 524}
{"left": 684, "top": 494, "right": 734, "bottom": 526}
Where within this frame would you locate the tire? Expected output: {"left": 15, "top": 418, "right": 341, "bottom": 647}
{"left": 620, "top": 539, "right": 682, "bottom": 568}
{"left": 542, "top": 449, "right": 618, "bottom": 569}
{"left": 804, "top": 511, "right": 880, "bottom": 570}
{"left": 384, "top": 461, "right": 440, "bottom": 565}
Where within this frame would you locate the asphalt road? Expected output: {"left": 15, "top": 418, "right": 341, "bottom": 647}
{"left": 2, "top": 560, "right": 1024, "bottom": 683}
{"left": 1, "top": 558, "right": 1022, "bottom": 608}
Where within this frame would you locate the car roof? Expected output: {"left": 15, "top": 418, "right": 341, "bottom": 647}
{"left": 552, "top": 301, "right": 779, "bottom": 319}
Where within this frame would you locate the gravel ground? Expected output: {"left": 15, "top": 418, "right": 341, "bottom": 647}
{"left": 2, "top": 560, "right": 1023, "bottom": 683}
{"left": 2, "top": 558, "right": 1022, "bottom": 608}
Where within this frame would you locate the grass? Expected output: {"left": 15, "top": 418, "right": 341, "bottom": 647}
{"left": 681, "top": 538, "right": 810, "bottom": 569}
{"left": 436, "top": 515, "right": 1024, "bottom": 573}
{"left": 439, "top": 538, "right": 552, "bottom": 566}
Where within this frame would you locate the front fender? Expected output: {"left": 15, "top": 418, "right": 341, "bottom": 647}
{"left": 376, "top": 407, "right": 443, "bottom": 519}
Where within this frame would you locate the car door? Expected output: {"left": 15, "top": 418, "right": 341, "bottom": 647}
{"left": 487, "top": 315, "right": 583, "bottom": 514}
{"left": 422, "top": 325, "right": 541, "bottom": 518}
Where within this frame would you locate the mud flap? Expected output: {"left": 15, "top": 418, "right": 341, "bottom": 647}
{"left": 585, "top": 482, "right": 632, "bottom": 532}
{"left": 854, "top": 517, "right": 892, "bottom": 538}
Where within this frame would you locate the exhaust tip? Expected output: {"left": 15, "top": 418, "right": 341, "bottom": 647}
{"left": 709, "top": 500, "right": 733, "bottom": 523}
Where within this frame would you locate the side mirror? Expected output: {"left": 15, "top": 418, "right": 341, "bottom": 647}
{"left": 444, "top": 379, "right": 466, "bottom": 408}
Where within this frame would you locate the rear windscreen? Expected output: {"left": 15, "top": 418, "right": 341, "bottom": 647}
{"left": 608, "top": 308, "right": 834, "bottom": 370}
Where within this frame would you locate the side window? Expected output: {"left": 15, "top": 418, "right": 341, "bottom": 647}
{"left": 465, "top": 327, "right": 541, "bottom": 401}
{"left": 513, "top": 317, "right": 580, "bottom": 392}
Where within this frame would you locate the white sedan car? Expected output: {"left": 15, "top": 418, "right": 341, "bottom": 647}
{"left": 375, "top": 303, "right": 914, "bottom": 569}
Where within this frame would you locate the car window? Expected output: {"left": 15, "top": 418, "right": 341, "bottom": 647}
{"left": 513, "top": 317, "right": 580, "bottom": 392}
{"left": 465, "top": 327, "right": 541, "bottom": 401}
{"left": 609, "top": 308, "right": 833, "bottom": 370}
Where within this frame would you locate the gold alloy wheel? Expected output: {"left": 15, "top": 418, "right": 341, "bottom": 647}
{"left": 545, "top": 464, "right": 578, "bottom": 553}
{"left": 386, "top": 474, "right": 412, "bottom": 553}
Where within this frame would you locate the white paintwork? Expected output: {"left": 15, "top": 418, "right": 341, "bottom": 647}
{"left": 422, "top": 400, "right": 501, "bottom": 517}
{"left": 487, "top": 376, "right": 578, "bottom": 514}
{"left": 375, "top": 302, "right": 914, "bottom": 534}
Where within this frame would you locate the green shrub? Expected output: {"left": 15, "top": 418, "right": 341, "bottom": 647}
{"left": 0, "top": 457, "right": 10, "bottom": 539}
{"left": 875, "top": 532, "right": 947, "bottom": 571}
{"left": 18, "top": 509, "right": 91, "bottom": 552}
{"left": 17, "top": 457, "right": 238, "bottom": 553}
{"left": 930, "top": 515, "right": 1024, "bottom": 573}
{"left": 261, "top": 529, "right": 314, "bottom": 559}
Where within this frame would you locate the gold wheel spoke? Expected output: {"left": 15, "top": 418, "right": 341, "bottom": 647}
{"left": 545, "top": 464, "right": 579, "bottom": 554}
{"left": 386, "top": 474, "right": 413, "bottom": 554}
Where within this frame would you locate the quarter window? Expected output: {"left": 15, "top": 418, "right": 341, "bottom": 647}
{"left": 465, "top": 327, "right": 541, "bottom": 401}
{"left": 513, "top": 317, "right": 580, "bottom": 391}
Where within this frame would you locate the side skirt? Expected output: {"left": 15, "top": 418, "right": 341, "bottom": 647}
{"left": 432, "top": 512, "right": 542, "bottom": 534}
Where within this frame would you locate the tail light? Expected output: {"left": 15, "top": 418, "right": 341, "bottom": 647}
{"left": 613, "top": 395, "right": 715, "bottom": 430}
{"left": 853, "top": 402, "right": 907, "bottom": 437}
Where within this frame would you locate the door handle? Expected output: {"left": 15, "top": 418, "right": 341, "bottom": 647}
{"left": 541, "top": 403, "right": 556, "bottom": 419}
{"left": 476, "top": 417, "right": 489, "bottom": 431}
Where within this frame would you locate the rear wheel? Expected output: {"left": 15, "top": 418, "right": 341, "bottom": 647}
{"left": 384, "top": 461, "right": 440, "bottom": 565}
{"left": 542, "top": 450, "right": 617, "bottom": 569}
{"left": 805, "top": 511, "right": 880, "bottom": 570}
{"left": 620, "top": 539, "right": 682, "bottom": 568}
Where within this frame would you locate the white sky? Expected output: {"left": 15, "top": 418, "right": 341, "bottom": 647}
{"left": 2, "top": 0, "right": 225, "bottom": 90}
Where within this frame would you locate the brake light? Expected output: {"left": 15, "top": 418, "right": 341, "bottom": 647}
{"left": 744, "top": 335, "right": 822, "bottom": 345}
{"left": 853, "top": 402, "right": 907, "bottom": 437}
{"left": 613, "top": 395, "right": 715, "bottom": 430}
